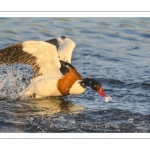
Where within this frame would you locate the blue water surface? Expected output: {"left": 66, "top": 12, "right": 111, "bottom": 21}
{"left": 0, "top": 17, "right": 149, "bottom": 133}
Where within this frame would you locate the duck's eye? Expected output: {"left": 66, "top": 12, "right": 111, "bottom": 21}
{"left": 61, "top": 36, "right": 66, "bottom": 40}
{"left": 80, "top": 81, "right": 86, "bottom": 88}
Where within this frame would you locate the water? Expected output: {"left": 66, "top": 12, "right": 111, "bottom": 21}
{"left": 0, "top": 17, "right": 149, "bottom": 133}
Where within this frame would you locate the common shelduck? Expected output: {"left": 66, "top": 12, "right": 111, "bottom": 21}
{"left": 0, "top": 36, "right": 111, "bottom": 102}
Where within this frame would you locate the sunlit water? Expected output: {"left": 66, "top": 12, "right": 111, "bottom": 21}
{"left": 0, "top": 17, "right": 149, "bottom": 133}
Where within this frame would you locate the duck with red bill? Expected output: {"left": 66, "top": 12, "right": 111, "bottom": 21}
{"left": 80, "top": 78, "right": 112, "bottom": 102}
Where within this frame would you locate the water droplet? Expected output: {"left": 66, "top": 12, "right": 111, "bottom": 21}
{"left": 85, "top": 55, "right": 89, "bottom": 58}
{"left": 104, "top": 96, "right": 112, "bottom": 103}
{"left": 69, "top": 119, "right": 76, "bottom": 124}
{"left": 30, "top": 117, "right": 33, "bottom": 121}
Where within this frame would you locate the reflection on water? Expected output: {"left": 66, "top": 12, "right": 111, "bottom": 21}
{"left": 0, "top": 97, "right": 84, "bottom": 116}
{"left": 19, "top": 97, "right": 84, "bottom": 115}
{"left": 0, "top": 97, "right": 84, "bottom": 132}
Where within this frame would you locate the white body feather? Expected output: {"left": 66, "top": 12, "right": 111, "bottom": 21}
{"left": 23, "top": 78, "right": 62, "bottom": 97}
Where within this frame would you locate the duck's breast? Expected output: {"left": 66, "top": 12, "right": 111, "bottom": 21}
{"left": 57, "top": 66, "right": 83, "bottom": 95}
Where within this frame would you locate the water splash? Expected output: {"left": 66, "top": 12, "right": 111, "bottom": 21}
{"left": 104, "top": 96, "right": 112, "bottom": 103}
{"left": 0, "top": 64, "right": 31, "bottom": 99}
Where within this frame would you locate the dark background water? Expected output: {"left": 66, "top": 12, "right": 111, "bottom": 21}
{"left": 0, "top": 17, "right": 149, "bottom": 133}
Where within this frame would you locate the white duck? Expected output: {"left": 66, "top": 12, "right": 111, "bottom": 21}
{"left": 0, "top": 36, "right": 109, "bottom": 100}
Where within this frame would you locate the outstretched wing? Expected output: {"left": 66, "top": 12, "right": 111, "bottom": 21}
{"left": 0, "top": 41, "right": 61, "bottom": 78}
{"left": 46, "top": 36, "right": 76, "bottom": 64}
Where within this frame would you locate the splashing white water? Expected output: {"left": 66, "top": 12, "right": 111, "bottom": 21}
{"left": 104, "top": 96, "right": 112, "bottom": 103}
{"left": 0, "top": 64, "right": 32, "bottom": 99}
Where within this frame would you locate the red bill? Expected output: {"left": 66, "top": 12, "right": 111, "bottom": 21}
{"left": 97, "top": 86, "right": 107, "bottom": 97}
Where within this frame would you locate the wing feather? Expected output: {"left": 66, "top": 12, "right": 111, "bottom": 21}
{"left": 46, "top": 36, "right": 76, "bottom": 64}
{"left": 0, "top": 41, "right": 61, "bottom": 78}
{"left": 0, "top": 36, "right": 75, "bottom": 79}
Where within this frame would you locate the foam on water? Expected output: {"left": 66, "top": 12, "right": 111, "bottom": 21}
{"left": 104, "top": 96, "right": 112, "bottom": 103}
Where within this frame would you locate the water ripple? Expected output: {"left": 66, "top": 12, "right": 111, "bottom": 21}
{"left": 0, "top": 17, "right": 149, "bottom": 133}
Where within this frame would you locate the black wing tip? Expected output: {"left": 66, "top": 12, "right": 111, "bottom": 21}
{"left": 61, "top": 36, "right": 66, "bottom": 39}
{"left": 45, "top": 38, "right": 59, "bottom": 49}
